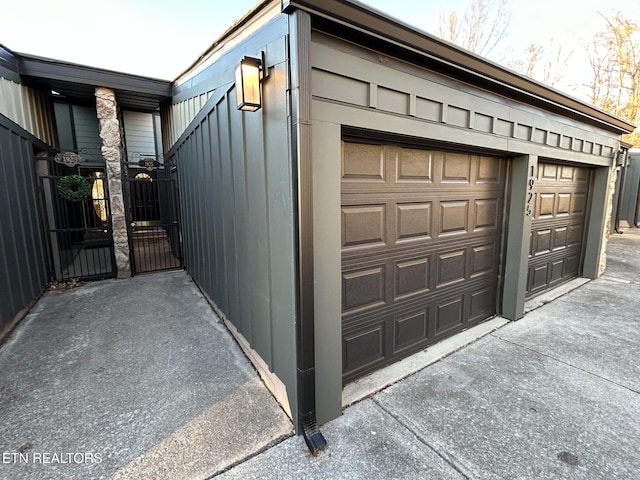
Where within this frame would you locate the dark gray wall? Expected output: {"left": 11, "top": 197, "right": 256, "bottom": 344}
{"left": 166, "top": 18, "right": 298, "bottom": 423}
{"left": 620, "top": 152, "right": 640, "bottom": 227}
{"left": 0, "top": 114, "right": 49, "bottom": 335}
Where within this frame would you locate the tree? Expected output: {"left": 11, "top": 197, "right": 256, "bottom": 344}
{"left": 585, "top": 14, "right": 640, "bottom": 146}
{"left": 435, "top": 0, "right": 510, "bottom": 58}
{"left": 509, "top": 40, "right": 572, "bottom": 89}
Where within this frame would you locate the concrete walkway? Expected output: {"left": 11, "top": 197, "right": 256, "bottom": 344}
{"left": 0, "top": 271, "right": 293, "bottom": 480}
{"left": 1, "top": 229, "right": 639, "bottom": 479}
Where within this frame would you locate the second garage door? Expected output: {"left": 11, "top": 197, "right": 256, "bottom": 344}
{"left": 341, "top": 141, "right": 506, "bottom": 383}
{"left": 527, "top": 162, "right": 591, "bottom": 297}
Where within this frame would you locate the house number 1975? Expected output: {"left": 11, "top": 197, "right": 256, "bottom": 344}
{"left": 526, "top": 166, "right": 535, "bottom": 217}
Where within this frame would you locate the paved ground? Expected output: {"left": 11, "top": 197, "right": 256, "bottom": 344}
{"left": 1, "top": 229, "right": 639, "bottom": 480}
{"left": 218, "top": 228, "right": 640, "bottom": 480}
{"left": 0, "top": 271, "right": 293, "bottom": 480}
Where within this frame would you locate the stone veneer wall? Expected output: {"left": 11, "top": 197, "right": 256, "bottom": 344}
{"left": 96, "top": 87, "right": 131, "bottom": 278}
{"left": 599, "top": 163, "right": 619, "bottom": 276}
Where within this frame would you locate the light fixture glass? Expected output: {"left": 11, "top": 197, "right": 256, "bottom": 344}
{"left": 235, "top": 56, "right": 262, "bottom": 112}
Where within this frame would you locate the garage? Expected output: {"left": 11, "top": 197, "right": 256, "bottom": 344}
{"left": 527, "top": 162, "right": 591, "bottom": 297}
{"left": 154, "top": 0, "right": 635, "bottom": 432}
{"left": 341, "top": 140, "right": 506, "bottom": 382}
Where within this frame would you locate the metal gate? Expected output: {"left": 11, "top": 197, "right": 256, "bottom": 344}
{"left": 41, "top": 169, "right": 117, "bottom": 281}
{"left": 126, "top": 175, "right": 182, "bottom": 274}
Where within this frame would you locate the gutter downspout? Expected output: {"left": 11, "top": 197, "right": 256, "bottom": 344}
{"left": 286, "top": 5, "right": 327, "bottom": 454}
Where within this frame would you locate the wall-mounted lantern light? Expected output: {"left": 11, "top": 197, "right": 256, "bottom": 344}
{"left": 235, "top": 53, "right": 268, "bottom": 112}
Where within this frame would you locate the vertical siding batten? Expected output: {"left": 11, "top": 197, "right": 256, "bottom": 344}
{"left": 244, "top": 97, "right": 272, "bottom": 365}
{"left": 230, "top": 89, "right": 252, "bottom": 340}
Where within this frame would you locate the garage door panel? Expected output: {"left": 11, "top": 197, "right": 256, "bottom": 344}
{"left": 342, "top": 265, "right": 386, "bottom": 313}
{"left": 529, "top": 264, "right": 549, "bottom": 292}
{"left": 396, "top": 202, "right": 432, "bottom": 241}
{"left": 471, "top": 243, "right": 498, "bottom": 277}
{"left": 342, "top": 204, "right": 387, "bottom": 248}
{"left": 571, "top": 193, "right": 587, "bottom": 214}
{"left": 540, "top": 163, "right": 559, "bottom": 180}
{"left": 469, "top": 285, "right": 496, "bottom": 322}
{"left": 437, "top": 248, "right": 467, "bottom": 287}
{"left": 567, "top": 224, "right": 583, "bottom": 247}
{"left": 474, "top": 197, "right": 501, "bottom": 231}
{"left": 342, "top": 142, "right": 506, "bottom": 382}
{"left": 527, "top": 162, "right": 590, "bottom": 297}
{"left": 393, "top": 309, "right": 429, "bottom": 353}
{"left": 397, "top": 148, "right": 434, "bottom": 183}
{"left": 476, "top": 156, "right": 503, "bottom": 184}
{"left": 343, "top": 323, "right": 386, "bottom": 375}
{"left": 552, "top": 226, "right": 568, "bottom": 250}
{"left": 441, "top": 153, "right": 472, "bottom": 183}
{"left": 532, "top": 229, "right": 552, "bottom": 256}
{"left": 537, "top": 193, "right": 556, "bottom": 218}
{"left": 550, "top": 259, "right": 564, "bottom": 283}
{"left": 395, "top": 257, "right": 430, "bottom": 299}
{"left": 435, "top": 294, "right": 465, "bottom": 335}
{"left": 564, "top": 254, "right": 580, "bottom": 277}
{"left": 560, "top": 165, "right": 575, "bottom": 181}
{"left": 440, "top": 200, "right": 470, "bottom": 235}
{"left": 557, "top": 193, "right": 571, "bottom": 215}
{"left": 342, "top": 142, "right": 385, "bottom": 183}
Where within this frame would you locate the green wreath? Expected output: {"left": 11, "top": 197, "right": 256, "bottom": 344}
{"left": 57, "top": 175, "right": 92, "bottom": 202}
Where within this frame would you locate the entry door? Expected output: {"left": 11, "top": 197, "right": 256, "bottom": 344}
{"left": 341, "top": 141, "right": 506, "bottom": 383}
{"left": 527, "top": 162, "right": 590, "bottom": 297}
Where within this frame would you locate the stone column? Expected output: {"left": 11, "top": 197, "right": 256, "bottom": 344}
{"left": 598, "top": 164, "right": 619, "bottom": 276}
{"left": 96, "top": 87, "right": 131, "bottom": 278}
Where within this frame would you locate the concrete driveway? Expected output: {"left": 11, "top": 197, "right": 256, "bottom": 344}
{"left": 0, "top": 271, "right": 293, "bottom": 480}
{"left": 218, "top": 229, "right": 640, "bottom": 480}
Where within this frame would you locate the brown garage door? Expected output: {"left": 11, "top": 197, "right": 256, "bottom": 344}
{"left": 341, "top": 141, "right": 506, "bottom": 383}
{"left": 527, "top": 162, "right": 590, "bottom": 297}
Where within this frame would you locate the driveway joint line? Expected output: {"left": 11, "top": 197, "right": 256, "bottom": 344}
{"left": 490, "top": 334, "right": 640, "bottom": 395}
{"left": 370, "top": 397, "right": 472, "bottom": 479}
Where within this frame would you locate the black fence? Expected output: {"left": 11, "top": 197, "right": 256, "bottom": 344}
{"left": 127, "top": 175, "right": 182, "bottom": 274}
{"left": 40, "top": 170, "right": 116, "bottom": 281}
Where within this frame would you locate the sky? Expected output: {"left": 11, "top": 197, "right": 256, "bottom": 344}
{"left": 1, "top": 0, "right": 638, "bottom": 99}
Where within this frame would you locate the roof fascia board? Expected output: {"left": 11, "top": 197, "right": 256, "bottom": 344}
{"left": 18, "top": 55, "right": 171, "bottom": 97}
{"left": 0, "top": 44, "right": 21, "bottom": 82}
{"left": 282, "top": 0, "right": 635, "bottom": 134}
{"left": 175, "top": 0, "right": 276, "bottom": 81}
{"left": 172, "top": 12, "right": 288, "bottom": 103}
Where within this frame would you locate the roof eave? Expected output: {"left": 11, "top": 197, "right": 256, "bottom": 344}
{"left": 17, "top": 53, "right": 172, "bottom": 98}
{"left": 283, "top": 0, "right": 636, "bottom": 135}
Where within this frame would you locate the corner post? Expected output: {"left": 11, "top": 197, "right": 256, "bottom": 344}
{"left": 502, "top": 155, "right": 537, "bottom": 320}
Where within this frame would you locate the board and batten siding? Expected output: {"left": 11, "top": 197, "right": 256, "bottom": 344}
{"left": 0, "top": 114, "right": 49, "bottom": 336}
{"left": 167, "top": 29, "right": 298, "bottom": 421}
{"left": 161, "top": 91, "right": 215, "bottom": 153}
{"left": 0, "top": 77, "right": 56, "bottom": 146}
